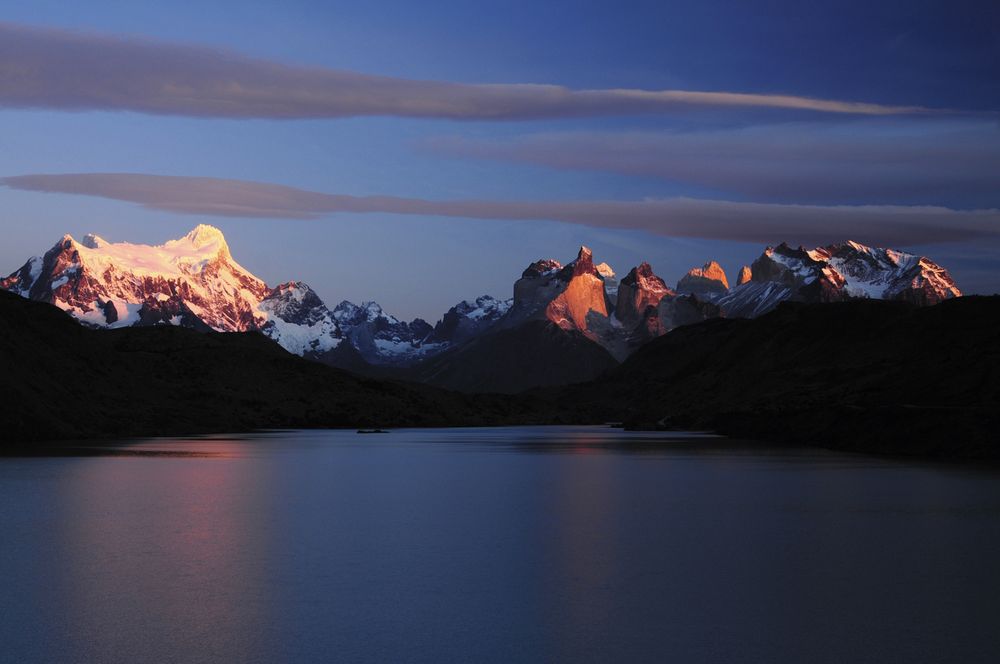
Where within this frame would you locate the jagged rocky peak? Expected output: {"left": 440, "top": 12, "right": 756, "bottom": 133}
{"left": 718, "top": 239, "right": 962, "bottom": 318}
{"left": 262, "top": 281, "right": 328, "bottom": 318}
{"left": 566, "top": 245, "right": 600, "bottom": 278}
{"left": 508, "top": 245, "right": 614, "bottom": 338}
{"left": 615, "top": 262, "right": 673, "bottom": 328}
{"left": 333, "top": 299, "right": 362, "bottom": 317}
{"left": 45, "top": 233, "right": 77, "bottom": 254}
{"left": 512, "top": 257, "right": 567, "bottom": 316}
{"left": 447, "top": 295, "right": 512, "bottom": 326}
{"left": 363, "top": 300, "right": 393, "bottom": 321}
{"left": 596, "top": 262, "right": 615, "bottom": 280}
{"left": 456, "top": 294, "right": 511, "bottom": 316}
{"left": 621, "top": 262, "right": 670, "bottom": 291}
{"left": 332, "top": 298, "right": 444, "bottom": 366}
{"left": 677, "top": 261, "right": 730, "bottom": 298}
{"left": 332, "top": 299, "right": 396, "bottom": 323}
{"left": 269, "top": 280, "right": 312, "bottom": 298}
{"left": 750, "top": 243, "right": 818, "bottom": 286}
{"left": 821, "top": 239, "right": 961, "bottom": 304}
{"left": 521, "top": 258, "right": 562, "bottom": 279}
{"left": 258, "top": 282, "right": 343, "bottom": 356}
{"left": 331, "top": 299, "right": 390, "bottom": 327}
{"left": 545, "top": 246, "right": 612, "bottom": 335}
{"left": 426, "top": 295, "right": 512, "bottom": 345}
{"left": 737, "top": 265, "right": 753, "bottom": 286}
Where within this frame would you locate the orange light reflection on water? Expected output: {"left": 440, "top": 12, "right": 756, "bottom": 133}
{"left": 54, "top": 437, "right": 275, "bottom": 662}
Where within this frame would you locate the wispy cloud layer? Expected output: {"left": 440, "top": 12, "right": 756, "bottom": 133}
{"left": 0, "top": 22, "right": 931, "bottom": 120}
{"left": 4, "top": 173, "right": 998, "bottom": 247}
{"left": 424, "top": 120, "right": 1000, "bottom": 203}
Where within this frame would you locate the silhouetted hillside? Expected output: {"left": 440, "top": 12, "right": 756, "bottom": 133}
{"left": 557, "top": 297, "right": 1000, "bottom": 458}
{"left": 5, "top": 289, "right": 998, "bottom": 458}
{"left": 413, "top": 320, "right": 618, "bottom": 393}
{"left": 0, "top": 291, "right": 541, "bottom": 445}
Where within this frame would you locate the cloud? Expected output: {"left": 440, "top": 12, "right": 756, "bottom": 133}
{"left": 0, "top": 22, "right": 932, "bottom": 120}
{"left": 4, "top": 172, "right": 999, "bottom": 247}
{"left": 423, "top": 120, "right": 1000, "bottom": 204}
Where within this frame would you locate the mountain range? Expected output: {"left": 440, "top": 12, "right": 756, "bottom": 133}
{"left": 2, "top": 224, "right": 962, "bottom": 393}
{"left": 2, "top": 286, "right": 996, "bottom": 458}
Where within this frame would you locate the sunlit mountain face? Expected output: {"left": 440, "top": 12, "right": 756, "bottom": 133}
{"left": 2, "top": 225, "right": 961, "bottom": 378}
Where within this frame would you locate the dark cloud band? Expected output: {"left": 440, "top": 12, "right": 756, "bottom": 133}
{"left": 0, "top": 22, "right": 929, "bottom": 120}
{"left": 4, "top": 172, "right": 998, "bottom": 247}
{"left": 423, "top": 121, "right": 1000, "bottom": 204}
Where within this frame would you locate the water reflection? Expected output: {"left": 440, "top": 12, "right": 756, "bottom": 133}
{"left": 54, "top": 441, "right": 275, "bottom": 663}
{"left": 545, "top": 430, "right": 623, "bottom": 657}
{"left": 0, "top": 427, "right": 998, "bottom": 663}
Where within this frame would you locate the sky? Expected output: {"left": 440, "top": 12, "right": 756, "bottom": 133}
{"left": 1, "top": 0, "right": 998, "bottom": 320}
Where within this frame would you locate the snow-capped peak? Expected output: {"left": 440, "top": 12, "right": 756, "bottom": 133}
{"left": 332, "top": 299, "right": 401, "bottom": 327}
{"left": 73, "top": 225, "right": 248, "bottom": 282}
{"left": 596, "top": 262, "right": 615, "bottom": 279}
{"left": 1, "top": 226, "right": 268, "bottom": 332}
{"left": 270, "top": 281, "right": 312, "bottom": 299}
{"left": 521, "top": 258, "right": 563, "bottom": 279}
{"left": 363, "top": 300, "right": 398, "bottom": 323}
{"left": 185, "top": 224, "right": 228, "bottom": 249}
{"left": 455, "top": 294, "right": 511, "bottom": 319}
{"left": 717, "top": 239, "right": 961, "bottom": 317}
{"left": 162, "top": 223, "right": 231, "bottom": 260}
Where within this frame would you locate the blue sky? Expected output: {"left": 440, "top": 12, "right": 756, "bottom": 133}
{"left": 1, "top": 1, "right": 997, "bottom": 319}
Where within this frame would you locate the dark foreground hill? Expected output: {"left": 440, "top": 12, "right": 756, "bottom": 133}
{"left": 554, "top": 296, "right": 1000, "bottom": 459}
{"left": 0, "top": 291, "right": 543, "bottom": 445}
{"left": 4, "top": 289, "right": 998, "bottom": 459}
{"left": 412, "top": 320, "right": 618, "bottom": 393}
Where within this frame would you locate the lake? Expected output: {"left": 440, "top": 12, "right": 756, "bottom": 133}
{"left": 1, "top": 426, "right": 998, "bottom": 663}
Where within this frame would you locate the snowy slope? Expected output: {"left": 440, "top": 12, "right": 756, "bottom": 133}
{"left": 718, "top": 241, "right": 961, "bottom": 317}
{"left": 0, "top": 225, "right": 496, "bottom": 366}
{"left": 258, "top": 282, "right": 343, "bottom": 355}
{"left": 425, "top": 295, "right": 512, "bottom": 345}
{"left": 1, "top": 225, "right": 270, "bottom": 332}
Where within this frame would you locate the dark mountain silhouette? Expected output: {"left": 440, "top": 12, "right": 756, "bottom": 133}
{"left": 412, "top": 320, "right": 618, "bottom": 393}
{"left": 0, "top": 290, "right": 542, "bottom": 446}
{"left": 552, "top": 296, "right": 1000, "bottom": 459}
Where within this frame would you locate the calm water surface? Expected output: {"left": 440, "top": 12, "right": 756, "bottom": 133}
{"left": 1, "top": 426, "right": 998, "bottom": 663}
